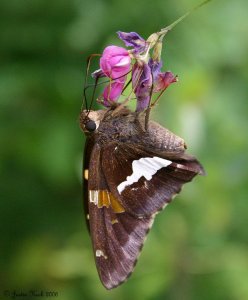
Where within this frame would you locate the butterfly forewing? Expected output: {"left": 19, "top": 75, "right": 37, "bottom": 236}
{"left": 86, "top": 143, "right": 154, "bottom": 289}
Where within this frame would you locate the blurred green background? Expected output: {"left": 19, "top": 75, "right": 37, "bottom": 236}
{"left": 1, "top": 0, "right": 248, "bottom": 299}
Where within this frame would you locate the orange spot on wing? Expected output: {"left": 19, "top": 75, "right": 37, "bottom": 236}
{"left": 89, "top": 190, "right": 125, "bottom": 213}
{"left": 109, "top": 193, "right": 125, "bottom": 213}
{"left": 98, "top": 190, "right": 110, "bottom": 208}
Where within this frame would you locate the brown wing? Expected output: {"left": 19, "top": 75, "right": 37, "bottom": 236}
{"left": 83, "top": 137, "right": 96, "bottom": 232}
{"left": 102, "top": 143, "right": 204, "bottom": 217}
{"left": 87, "top": 143, "right": 154, "bottom": 289}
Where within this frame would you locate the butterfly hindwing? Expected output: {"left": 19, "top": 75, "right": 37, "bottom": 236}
{"left": 102, "top": 143, "right": 203, "bottom": 217}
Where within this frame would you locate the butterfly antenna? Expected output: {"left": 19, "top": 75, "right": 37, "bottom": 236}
{"left": 121, "top": 74, "right": 132, "bottom": 94}
{"left": 82, "top": 54, "right": 101, "bottom": 112}
{"left": 88, "top": 75, "right": 100, "bottom": 113}
{"left": 84, "top": 69, "right": 132, "bottom": 91}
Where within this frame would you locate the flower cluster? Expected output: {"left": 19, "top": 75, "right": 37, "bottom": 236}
{"left": 92, "top": 31, "right": 178, "bottom": 112}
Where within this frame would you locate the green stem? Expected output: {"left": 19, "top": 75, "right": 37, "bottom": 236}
{"left": 158, "top": 0, "right": 213, "bottom": 36}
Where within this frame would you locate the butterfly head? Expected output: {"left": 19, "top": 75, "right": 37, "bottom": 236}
{"left": 80, "top": 109, "right": 106, "bottom": 134}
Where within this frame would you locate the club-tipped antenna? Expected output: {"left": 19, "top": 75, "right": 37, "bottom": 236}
{"left": 81, "top": 54, "right": 101, "bottom": 112}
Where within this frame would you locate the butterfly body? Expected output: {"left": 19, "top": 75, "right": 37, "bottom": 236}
{"left": 80, "top": 104, "right": 204, "bottom": 289}
{"left": 80, "top": 106, "right": 186, "bottom": 153}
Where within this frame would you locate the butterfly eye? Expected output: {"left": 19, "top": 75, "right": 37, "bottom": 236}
{"left": 85, "top": 120, "right": 97, "bottom": 132}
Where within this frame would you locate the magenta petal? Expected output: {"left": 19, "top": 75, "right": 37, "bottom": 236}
{"left": 154, "top": 72, "right": 178, "bottom": 92}
{"left": 132, "top": 63, "right": 152, "bottom": 95}
{"left": 148, "top": 59, "right": 163, "bottom": 81}
{"left": 132, "top": 63, "right": 153, "bottom": 112}
{"left": 103, "top": 79, "right": 126, "bottom": 105}
{"left": 100, "top": 45, "right": 131, "bottom": 79}
{"left": 136, "top": 95, "right": 151, "bottom": 112}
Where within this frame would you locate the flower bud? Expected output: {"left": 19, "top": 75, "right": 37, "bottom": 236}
{"left": 154, "top": 72, "right": 178, "bottom": 92}
{"left": 100, "top": 46, "right": 131, "bottom": 80}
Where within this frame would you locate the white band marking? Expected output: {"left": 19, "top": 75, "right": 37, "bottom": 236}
{"left": 89, "top": 190, "right": 98, "bottom": 205}
{"left": 117, "top": 156, "right": 172, "bottom": 194}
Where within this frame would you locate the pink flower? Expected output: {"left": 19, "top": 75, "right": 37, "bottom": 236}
{"left": 91, "top": 31, "right": 178, "bottom": 110}
{"left": 100, "top": 46, "right": 131, "bottom": 80}
{"left": 103, "top": 78, "right": 126, "bottom": 105}
{"left": 117, "top": 31, "right": 147, "bottom": 54}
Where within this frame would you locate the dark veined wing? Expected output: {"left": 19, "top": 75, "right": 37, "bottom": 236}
{"left": 102, "top": 143, "right": 204, "bottom": 217}
{"left": 86, "top": 143, "right": 154, "bottom": 289}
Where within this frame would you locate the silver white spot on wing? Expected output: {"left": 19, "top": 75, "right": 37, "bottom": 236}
{"left": 117, "top": 156, "right": 172, "bottom": 194}
{"left": 89, "top": 190, "right": 98, "bottom": 205}
{"left": 95, "top": 249, "right": 108, "bottom": 259}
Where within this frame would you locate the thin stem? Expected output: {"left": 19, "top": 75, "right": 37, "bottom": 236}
{"left": 158, "top": 0, "right": 213, "bottom": 36}
{"left": 151, "top": 88, "right": 168, "bottom": 108}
